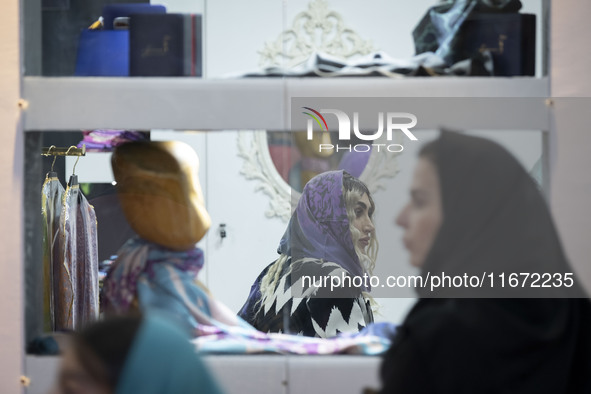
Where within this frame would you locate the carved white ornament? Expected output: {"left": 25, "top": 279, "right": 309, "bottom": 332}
{"left": 239, "top": 0, "right": 400, "bottom": 221}
{"left": 237, "top": 131, "right": 292, "bottom": 221}
{"left": 237, "top": 131, "right": 403, "bottom": 222}
{"left": 258, "top": 0, "right": 375, "bottom": 68}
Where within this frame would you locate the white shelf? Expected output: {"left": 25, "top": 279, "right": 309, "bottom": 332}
{"left": 284, "top": 76, "right": 549, "bottom": 98}
{"left": 25, "top": 354, "right": 380, "bottom": 394}
{"left": 23, "top": 77, "right": 285, "bottom": 131}
{"left": 23, "top": 77, "right": 550, "bottom": 131}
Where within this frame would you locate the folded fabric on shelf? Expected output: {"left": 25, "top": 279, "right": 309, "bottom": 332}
{"left": 413, "top": 0, "right": 523, "bottom": 66}
{"left": 77, "top": 130, "right": 148, "bottom": 152}
{"left": 239, "top": 50, "right": 493, "bottom": 78}
{"left": 192, "top": 321, "right": 397, "bottom": 355}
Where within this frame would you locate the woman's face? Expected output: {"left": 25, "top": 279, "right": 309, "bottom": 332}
{"left": 54, "top": 346, "right": 112, "bottom": 394}
{"left": 396, "top": 157, "right": 443, "bottom": 267}
{"left": 352, "top": 193, "right": 375, "bottom": 250}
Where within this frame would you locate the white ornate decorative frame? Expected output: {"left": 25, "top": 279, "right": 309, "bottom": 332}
{"left": 237, "top": 131, "right": 403, "bottom": 222}
{"left": 258, "top": 0, "right": 375, "bottom": 68}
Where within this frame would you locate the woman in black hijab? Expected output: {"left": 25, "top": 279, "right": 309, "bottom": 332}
{"left": 379, "top": 131, "right": 591, "bottom": 393}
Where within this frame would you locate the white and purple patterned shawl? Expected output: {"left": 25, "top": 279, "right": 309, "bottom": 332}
{"left": 278, "top": 170, "right": 366, "bottom": 284}
{"left": 192, "top": 321, "right": 397, "bottom": 355}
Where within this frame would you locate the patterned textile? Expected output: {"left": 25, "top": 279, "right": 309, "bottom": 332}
{"left": 192, "top": 322, "right": 396, "bottom": 355}
{"left": 77, "top": 130, "right": 148, "bottom": 152}
{"left": 241, "top": 50, "right": 493, "bottom": 77}
{"left": 41, "top": 172, "right": 65, "bottom": 331}
{"left": 57, "top": 177, "right": 99, "bottom": 330}
{"left": 103, "top": 238, "right": 244, "bottom": 331}
{"left": 239, "top": 257, "right": 373, "bottom": 338}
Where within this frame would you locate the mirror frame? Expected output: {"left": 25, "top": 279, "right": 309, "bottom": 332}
{"left": 237, "top": 130, "right": 403, "bottom": 221}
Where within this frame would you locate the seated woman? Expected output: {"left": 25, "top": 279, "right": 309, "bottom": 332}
{"left": 238, "top": 170, "right": 378, "bottom": 338}
{"left": 102, "top": 141, "right": 243, "bottom": 331}
{"left": 379, "top": 132, "right": 591, "bottom": 393}
{"left": 56, "top": 313, "right": 223, "bottom": 394}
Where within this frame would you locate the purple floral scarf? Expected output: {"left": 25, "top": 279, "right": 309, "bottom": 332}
{"left": 278, "top": 170, "right": 365, "bottom": 282}
{"left": 102, "top": 237, "right": 204, "bottom": 313}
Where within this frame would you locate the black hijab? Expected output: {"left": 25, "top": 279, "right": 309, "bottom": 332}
{"left": 379, "top": 132, "right": 591, "bottom": 393}
{"left": 419, "top": 131, "right": 586, "bottom": 298}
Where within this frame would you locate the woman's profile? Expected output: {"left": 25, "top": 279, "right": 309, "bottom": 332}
{"left": 379, "top": 131, "right": 591, "bottom": 393}
{"left": 238, "top": 170, "right": 378, "bottom": 338}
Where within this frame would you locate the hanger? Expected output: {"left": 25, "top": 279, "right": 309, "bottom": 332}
{"left": 41, "top": 144, "right": 86, "bottom": 185}
{"left": 64, "top": 146, "right": 81, "bottom": 176}
{"left": 41, "top": 144, "right": 86, "bottom": 157}
{"left": 46, "top": 145, "right": 58, "bottom": 174}
{"left": 63, "top": 146, "right": 79, "bottom": 187}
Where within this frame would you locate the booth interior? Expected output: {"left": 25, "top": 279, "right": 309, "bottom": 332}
{"left": 21, "top": 0, "right": 553, "bottom": 393}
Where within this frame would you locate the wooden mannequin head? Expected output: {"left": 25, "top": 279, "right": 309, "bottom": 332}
{"left": 111, "top": 141, "right": 211, "bottom": 250}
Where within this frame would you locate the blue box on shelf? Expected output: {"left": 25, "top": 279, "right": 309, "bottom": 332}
{"left": 74, "top": 30, "right": 129, "bottom": 77}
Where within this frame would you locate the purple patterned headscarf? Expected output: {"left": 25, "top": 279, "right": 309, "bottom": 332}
{"left": 278, "top": 170, "right": 364, "bottom": 280}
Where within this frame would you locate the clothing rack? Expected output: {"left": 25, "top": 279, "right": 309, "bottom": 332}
{"left": 41, "top": 144, "right": 86, "bottom": 157}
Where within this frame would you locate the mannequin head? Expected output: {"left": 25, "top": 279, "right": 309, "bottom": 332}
{"left": 111, "top": 141, "right": 211, "bottom": 250}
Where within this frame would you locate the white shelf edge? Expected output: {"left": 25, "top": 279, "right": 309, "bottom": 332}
{"left": 286, "top": 76, "right": 550, "bottom": 98}
{"left": 23, "top": 77, "right": 287, "bottom": 131}
{"left": 22, "top": 77, "right": 550, "bottom": 131}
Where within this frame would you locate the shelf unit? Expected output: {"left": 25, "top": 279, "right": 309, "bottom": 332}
{"left": 9, "top": 2, "right": 591, "bottom": 394}
{"left": 19, "top": 50, "right": 554, "bottom": 394}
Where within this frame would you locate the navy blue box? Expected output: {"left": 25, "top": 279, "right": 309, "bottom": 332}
{"left": 458, "top": 13, "right": 536, "bottom": 76}
{"left": 129, "top": 13, "right": 202, "bottom": 77}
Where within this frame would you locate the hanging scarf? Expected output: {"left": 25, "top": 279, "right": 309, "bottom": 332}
{"left": 41, "top": 172, "right": 65, "bottom": 331}
{"left": 58, "top": 176, "right": 99, "bottom": 330}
